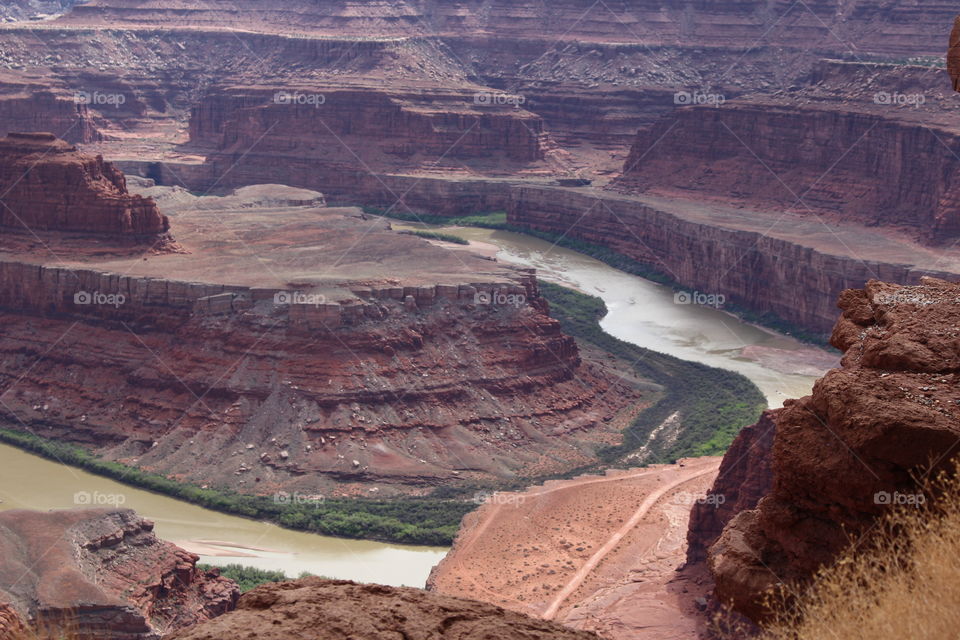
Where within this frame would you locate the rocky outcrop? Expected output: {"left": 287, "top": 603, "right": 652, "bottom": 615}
{"left": 0, "top": 509, "right": 238, "bottom": 639}
{"left": 165, "top": 577, "right": 599, "bottom": 640}
{"left": 707, "top": 278, "right": 960, "bottom": 622}
{"left": 686, "top": 410, "right": 776, "bottom": 564}
{"left": 614, "top": 102, "right": 960, "bottom": 244}
{"left": 0, "top": 133, "right": 168, "bottom": 238}
{"left": 951, "top": 17, "right": 960, "bottom": 92}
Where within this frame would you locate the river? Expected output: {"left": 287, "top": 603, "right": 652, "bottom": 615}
{"left": 0, "top": 224, "right": 837, "bottom": 587}
{"left": 424, "top": 225, "right": 838, "bottom": 407}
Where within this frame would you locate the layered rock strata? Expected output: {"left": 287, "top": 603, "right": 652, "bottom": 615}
{"left": 0, "top": 133, "right": 168, "bottom": 238}
{"left": 0, "top": 508, "right": 238, "bottom": 639}
{"left": 705, "top": 278, "right": 960, "bottom": 621}
{"left": 614, "top": 102, "right": 960, "bottom": 245}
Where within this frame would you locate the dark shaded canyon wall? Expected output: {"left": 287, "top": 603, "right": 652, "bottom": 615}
{"left": 686, "top": 409, "right": 777, "bottom": 564}
{"left": 614, "top": 104, "right": 960, "bottom": 244}
{"left": 506, "top": 185, "right": 956, "bottom": 335}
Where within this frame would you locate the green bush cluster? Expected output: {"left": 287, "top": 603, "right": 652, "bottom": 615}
{"left": 400, "top": 229, "right": 470, "bottom": 245}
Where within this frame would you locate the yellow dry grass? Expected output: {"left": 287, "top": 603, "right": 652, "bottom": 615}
{"left": 759, "top": 463, "right": 960, "bottom": 640}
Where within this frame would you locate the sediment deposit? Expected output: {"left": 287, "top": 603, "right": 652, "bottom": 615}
{"left": 429, "top": 458, "right": 722, "bottom": 640}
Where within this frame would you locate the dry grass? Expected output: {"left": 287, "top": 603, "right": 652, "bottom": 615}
{"left": 758, "top": 463, "right": 960, "bottom": 640}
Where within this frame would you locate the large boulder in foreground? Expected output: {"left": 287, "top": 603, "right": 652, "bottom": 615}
{"left": 0, "top": 508, "right": 238, "bottom": 639}
{"left": 0, "top": 132, "right": 169, "bottom": 238}
{"left": 165, "top": 577, "right": 599, "bottom": 640}
{"left": 707, "top": 277, "right": 960, "bottom": 621}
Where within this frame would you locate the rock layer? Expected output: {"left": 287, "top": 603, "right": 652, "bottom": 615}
{"left": 0, "top": 508, "right": 238, "bottom": 640}
{"left": 0, "top": 133, "right": 168, "bottom": 238}
{"left": 707, "top": 278, "right": 960, "bottom": 621}
{"left": 614, "top": 103, "right": 960, "bottom": 245}
{"left": 165, "top": 577, "right": 599, "bottom": 640}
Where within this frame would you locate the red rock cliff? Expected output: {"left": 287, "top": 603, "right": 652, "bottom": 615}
{"left": 0, "top": 508, "right": 238, "bottom": 639}
{"left": 706, "top": 278, "right": 960, "bottom": 622}
{"left": 165, "top": 577, "right": 599, "bottom": 640}
{"left": 614, "top": 103, "right": 960, "bottom": 245}
{"left": 0, "top": 132, "right": 168, "bottom": 237}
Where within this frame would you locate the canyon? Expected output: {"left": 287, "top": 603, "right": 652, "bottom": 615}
{"left": 0, "top": 1, "right": 956, "bottom": 638}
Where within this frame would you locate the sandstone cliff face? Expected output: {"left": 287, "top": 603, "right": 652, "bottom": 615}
{"left": 951, "top": 16, "right": 960, "bottom": 92}
{"left": 165, "top": 577, "right": 599, "bottom": 640}
{"left": 0, "top": 87, "right": 101, "bottom": 143}
{"left": 686, "top": 410, "right": 776, "bottom": 564}
{"left": 614, "top": 103, "right": 960, "bottom": 244}
{"left": 191, "top": 87, "right": 545, "bottom": 164}
{"left": 707, "top": 278, "right": 960, "bottom": 621}
{"left": 0, "top": 133, "right": 168, "bottom": 237}
{"left": 0, "top": 509, "right": 238, "bottom": 639}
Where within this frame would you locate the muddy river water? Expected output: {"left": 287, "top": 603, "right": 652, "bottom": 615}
{"left": 0, "top": 223, "right": 837, "bottom": 586}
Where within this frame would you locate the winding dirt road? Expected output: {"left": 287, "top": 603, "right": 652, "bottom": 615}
{"left": 542, "top": 460, "right": 721, "bottom": 620}
{"left": 429, "top": 456, "right": 722, "bottom": 639}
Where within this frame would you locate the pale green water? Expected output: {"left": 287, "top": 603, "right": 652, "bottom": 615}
{"left": 423, "top": 226, "right": 838, "bottom": 406}
{"left": 0, "top": 441, "right": 446, "bottom": 586}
